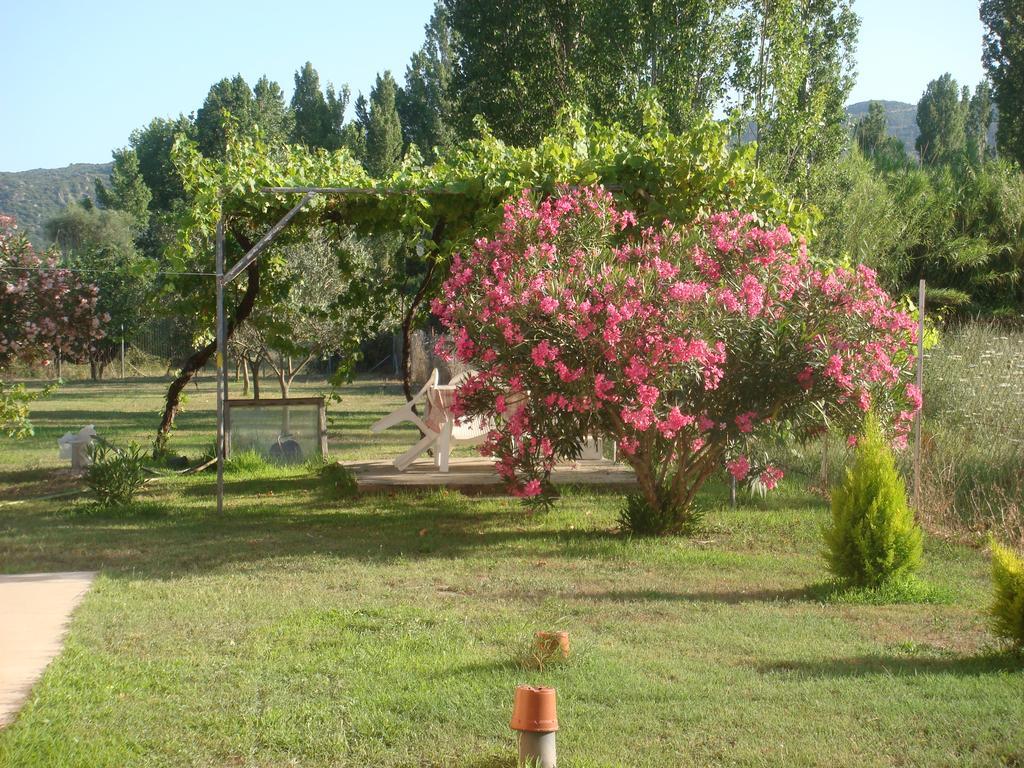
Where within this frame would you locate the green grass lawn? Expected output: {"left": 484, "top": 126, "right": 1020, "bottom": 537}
{"left": 0, "top": 376, "right": 1021, "bottom": 767}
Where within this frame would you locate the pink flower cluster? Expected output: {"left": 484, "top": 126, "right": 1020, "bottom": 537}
{"left": 433, "top": 187, "right": 920, "bottom": 504}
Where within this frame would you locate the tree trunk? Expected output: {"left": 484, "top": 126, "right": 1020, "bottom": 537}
{"left": 282, "top": 354, "right": 313, "bottom": 399}
{"left": 241, "top": 357, "right": 250, "bottom": 396}
{"left": 250, "top": 356, "right": 262, "bottom": 400}
{"left": 154, "top": 229, "right": 258, "bottom": 456}
{"left": 401, "top": 217, "right": 446, "bottom": 401}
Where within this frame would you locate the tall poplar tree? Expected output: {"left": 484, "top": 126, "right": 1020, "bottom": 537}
{"left": 966, "top": 82, "right": 995, "bottom": 166}
{"left": 398, "top": 1, "right": 457, "bottom": 160}
{"left": 916, "top": 74, "right": 967, "bottom": 166}
{"left": 253, "top": 76, "right": 294, "bottom": 145}
{"left": 95, "top": 148, "right": 152, "bottom": 230}
{"left": 364, "top": 71, "right": 404, "bottom": 178}
{"left": 732, "top": 0, "right": 859, "bottom": 194}
{"left": 981, "top": 0, "right": 1023, "bottom": 166}
{"left": 290, "top": 62, "right": 348, "bottom": 150}
{"left": 854, "top": 101, "right": 888, "bottom": 157}
{"left": 195, "top": 75, "right": 258, "bottom": 158}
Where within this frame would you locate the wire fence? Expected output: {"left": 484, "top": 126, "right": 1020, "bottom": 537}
{"left": 8, "top": 298, "right": 1023, "bottom": 542}
{"left": 914, "top": 321, "right": 1024, "bottom": 544}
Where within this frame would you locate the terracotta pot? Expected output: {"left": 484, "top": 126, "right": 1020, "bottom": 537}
{"left": 534, "top": 631, "right": 570, "bottom": 659}
{"left": 510, "top": 685, "right": 559, "bottom": 733}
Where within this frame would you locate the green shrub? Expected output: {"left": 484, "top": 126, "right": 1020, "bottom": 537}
{"left": 320, "top": 462, "right": 358, "bottom": 498}
{"left": 823, "top": 414, "right": 923, "bottom": 587}
{"left": 619, "top": 491, "right": 704, "bottom": 536}
{"left": 85, "top": 441, "right": 148, "bottom": 507}
{"left": 989, "top": 539, "right": 1024, "bottom": 648}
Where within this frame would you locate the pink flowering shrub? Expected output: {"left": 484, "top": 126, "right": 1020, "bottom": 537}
{"left": 1, "top": 214, "right": 107, "bottom": 369}
{"left": 433, "top": 187, "right": 920, "bottom": 532}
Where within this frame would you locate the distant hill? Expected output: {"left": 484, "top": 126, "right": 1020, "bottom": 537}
{"left": 0, "top": 163, "right": 112, "bottom": 246}
{"left": 845, "top": 100, "right": 919, "bottom": 153}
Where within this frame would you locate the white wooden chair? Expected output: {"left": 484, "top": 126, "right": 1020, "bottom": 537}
{"left": 371, "top": 369, "right": 491, "bottom": 472}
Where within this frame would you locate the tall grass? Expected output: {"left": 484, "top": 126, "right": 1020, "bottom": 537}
{"left": 919, "top": 322, "right": 1024, "bottom": 543}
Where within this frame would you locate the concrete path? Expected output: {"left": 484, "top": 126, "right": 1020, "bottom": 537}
{"left": 0, "top": 571, "right": 96, "bottom": 727}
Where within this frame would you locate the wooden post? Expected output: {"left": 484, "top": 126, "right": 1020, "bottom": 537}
{"left": 318, "top": 399, "right": 328, "bottom": 459}
{"left": 914, "top": 278, "right": 925, "bottom": 511}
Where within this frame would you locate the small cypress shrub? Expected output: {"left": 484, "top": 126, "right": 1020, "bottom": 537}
{"left": 989, "top": 539, "right": 1024, "bottom": 648}
{"left": 823, "top": 414, "right": 923, "bottom": 587}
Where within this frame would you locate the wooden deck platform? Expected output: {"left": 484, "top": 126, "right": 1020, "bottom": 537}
{"left": 342, "top": 457, "right": 637, "bottom": 495}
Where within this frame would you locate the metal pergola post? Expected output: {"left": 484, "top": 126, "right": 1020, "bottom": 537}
{"left": 215, "top": 218, "right": 226, "bottom": 514}
{"left": 214, "top": 193, "right": 314, "bottom": 513}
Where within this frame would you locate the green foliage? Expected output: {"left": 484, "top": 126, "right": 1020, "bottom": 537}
{"left": 981, "top": 0, "right": 1024, "bottom": 167}
{"left": 846, "top": 100, "right": 918, "bottom": 157}
{"left": 0, "top": 381, "right": 53, "bottom": 439}
{"left": 253, "top": 76, "right": 295, "bottom": 146}
{"left": 966, "top": 82, "right": 995, "bottom": 166}
{"left": 823, "top": 414, "right": 923, "bottom": 588}
{"left": 129, "top": 116, "right": 194, "bottom": 210}
{"left": 813, "top": 149, "right": 1024, "bottom": 315}
{"left": 445, "top": 0, "right": 760, "bottom": 146}
{"left": 45, "top": 202, "right": 155, "bottom": 377}
{"left": 619, "top": 491, "right": 704, "bottom": 536}
{"left": 990, "top": 539, "right": 1024, "bottom": 647}
{"left": 85, "top": 441, "right": 148, "bottom": 507}
{"left": 45, "top": 201, "right": 136, "bottom": 256}
{"left": 95, "top": 147, "right": 152, "bottom": 229}
{"left": 170, "top": 102, "right": 808, "bottom": 350}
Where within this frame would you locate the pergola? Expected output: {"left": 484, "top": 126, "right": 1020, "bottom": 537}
{"left": 211, "top": 185, "right": 470, "bottom": 513}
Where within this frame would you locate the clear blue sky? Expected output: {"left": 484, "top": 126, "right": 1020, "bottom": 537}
{"left": 0, "top": 0, "right": 987, "bottom": 172}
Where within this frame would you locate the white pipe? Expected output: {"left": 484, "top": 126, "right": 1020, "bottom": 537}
{"left": 518, "top": 731, "right": 556, "bottom": 767}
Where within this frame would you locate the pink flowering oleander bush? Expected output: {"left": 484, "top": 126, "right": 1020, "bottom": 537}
{"left": 1, "top": 214, "right": 107, "bottom": 437}
{"left": 433, "top": 186, "right": 921, "bottom": 533}
{"left": 1, "top": 214, "right": 107, "bottom": 369}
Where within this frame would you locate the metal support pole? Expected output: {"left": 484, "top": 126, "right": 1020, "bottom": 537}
{"left": 120, "top": 324, "right": 125, "bottom": 379}
{"left": 216, "top": 217, "right": 226, "bottom": 515}
{"left": 914, "top": 278, "right": 925, "bottom": 511}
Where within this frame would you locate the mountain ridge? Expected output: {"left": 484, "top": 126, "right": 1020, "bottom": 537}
{"left": 0, "top": 162, "right": 112, "bottom": 245}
